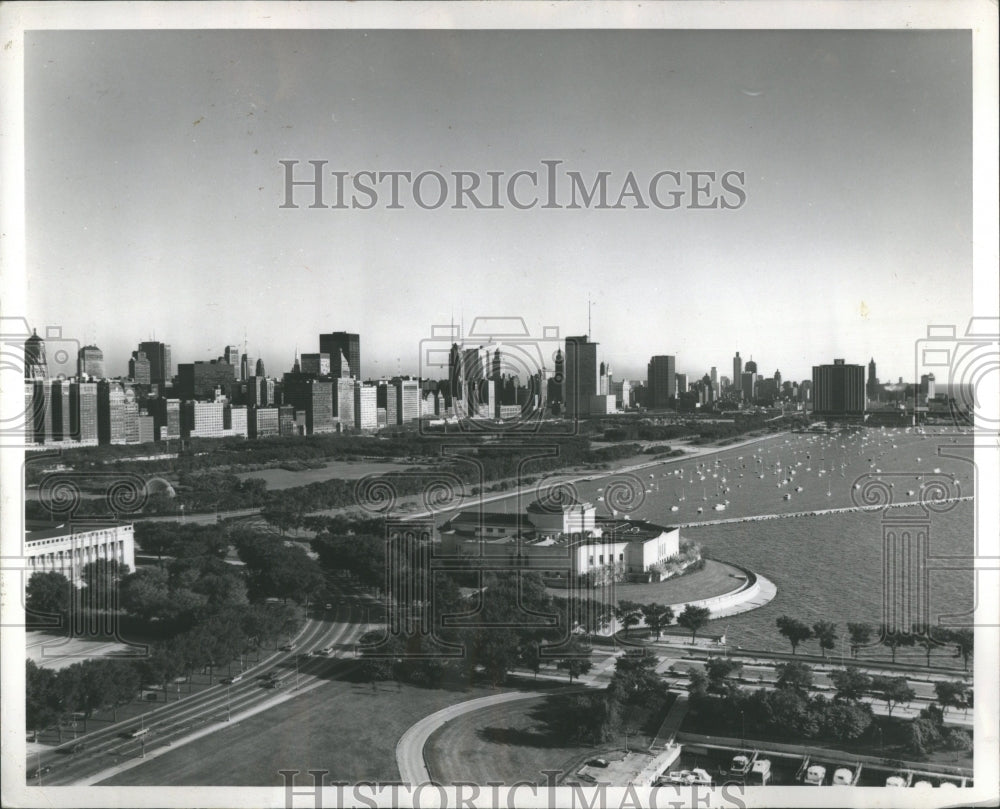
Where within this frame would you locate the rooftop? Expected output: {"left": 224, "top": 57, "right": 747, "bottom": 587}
{"left": 25, "top": 520, "right": 130, "bottom": 542}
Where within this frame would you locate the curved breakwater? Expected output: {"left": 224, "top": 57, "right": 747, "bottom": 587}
{"left": 671, "top": 496, "right": 974, "bottom": 530}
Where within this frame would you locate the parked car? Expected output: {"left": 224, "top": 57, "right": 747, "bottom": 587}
{"left": 27, "top": 765, "right": 52, "bottom": 779}
{"left": 220, "top": 674, "right": 243, "bottom": 685}
{"left": 587, "top": 758, "right": 609, "bottom": 768}
{"left": 279, "top": 643, "right": 296, "bottom": 652}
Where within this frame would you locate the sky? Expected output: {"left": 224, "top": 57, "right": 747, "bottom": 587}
{"left": 24, "top": 28, "right": 972, "bottom": 385}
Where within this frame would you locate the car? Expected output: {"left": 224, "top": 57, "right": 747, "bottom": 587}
{"left": 220, "top": 674, "right": 243, "bottom": 685}
{"left": 263, "top": 679, "right": 283, "bottom": 688}
{"left": 279, "top": 643, "right": 296, "bottom": 652}
{"left": 587, "top": 758, "right": 609, "bottom": 768}
{"left": 324, "top": 603, "right": 333, "bottom": 610}
{"left": 264, "top": 671, "right": 280, "bottom": 681}
{"left": 27, "top": 765, "right": 52, "bottom": 779}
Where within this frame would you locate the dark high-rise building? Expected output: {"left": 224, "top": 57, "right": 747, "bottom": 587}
{"left": 867, "top": 358, "right": 878, "bottom": 400}
{"left": 255, "top": 357, "right": 266, "bottom": 377}
{"left": 319, "top": 332, "right": 360, "bottom": 379}
{"left": 240, "top": 353, "right": 255, "bottom": 382}
{"left": 50, "top": 380, "right": 71, "bottom": 441}
{"left": 646, "top": 355, "right": 676, "bottom": 410}
{"left": 811, "top": 359, "right": 866, "bottom": 415}
{"left": 732, "top": 352, "right": 743, "bottom": 399}
{"left": 565, "top": 335, "right": 598, "bottom": 418}
{"left": 744, "top": 358, "right": 758, "bottom": 374}
{"left": 138, "top": 341, "right": 172, "bottom": 386}
{"left": 129, "top": 351, "right": 151, "bottom": 384}
{"left": 24, "top": 330, "right": 47, "bottom": 380}
{"left": 176, "top": 360, "right": 235, "bottom": 400}
{"left": 492, "top": 348, "right": 502, "bottom": 382}
{"left": 448, "top": 343, "right": 464, "bottom": 409}
{"left": 741, "top": 371, "right": 758, "bottom": 403}
{"left": 282, "top": 375, "right": 334, "bottom": 434}
{"left": 77, "top": 345, "right": 105, "bottom": 379}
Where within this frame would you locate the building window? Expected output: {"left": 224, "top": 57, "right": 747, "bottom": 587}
{"left": 588, "top": 556, "right": 594, "bottom": 566}
{"left": 599, "top": 555, "right": 604, "bottom": 564}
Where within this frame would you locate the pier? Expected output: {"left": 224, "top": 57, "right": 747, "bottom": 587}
{"left": 670, "top": 496, "right": 973, "bottom": 529}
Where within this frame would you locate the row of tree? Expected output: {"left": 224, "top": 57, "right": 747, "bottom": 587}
{"left": 615, "top": 600, "right": 713, "bottom": 641}
{"left": 687, "top": 658, "right": 972, "bottom": 755}
{"left": 775, "top": 616, "right": 974, "bottom": 669}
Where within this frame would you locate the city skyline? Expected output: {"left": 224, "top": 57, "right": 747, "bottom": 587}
{"left": 24, "top": 29, "right": 972, "bottom": 386}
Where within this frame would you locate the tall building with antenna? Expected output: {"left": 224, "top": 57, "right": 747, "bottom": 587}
{"left": 564, "top": 335, "right": 598, "bottom": 418}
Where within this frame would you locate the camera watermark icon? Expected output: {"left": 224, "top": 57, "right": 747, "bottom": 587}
{"left": 1, "top": 318, "right": 78, "bottom": 447}
{"left": 418, "top": 317, "right": 571, "bottom": 435}
{"left": 9, "top": 467, "right": 153, "bottom": 659}
{"left": 914, "top": 318, "right": 999, "bottom": 432}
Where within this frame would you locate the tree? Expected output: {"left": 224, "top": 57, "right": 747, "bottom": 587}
{"left": 910, "top": 622, "right": 948, "bottom": 667}
{"left": 946, "top": 628, "right": 974, "bottom": 672}
{"left": 610, "top": 652, "right": 666, "bottom": 705}
{"left": 26, "top": 571, "right": 72, "bottom": 625}
{"left": 704, "top": 657, "right": 742, "bottom": 694}
{"left": 686, "top": 668, "right": 708, "bottom": 699}
{"left": 879, "top": 626, "right": 915, "bottom": 663}
{"left": 677, "top": 604, "right": 711, "bottom": 643}
{"left": 521, "top": 642, "right": 541, "bottom": 678}
{"left": 811, "top": 621, "right": 838, "bottom": 659}
{"left": 640, "top": 602, "right": 675, "bottom": 640}
{"left": 846, "top": 622, "right": 874, "bottom": 658}
{"left": 870, "top": 675, "right": 915, "bottom": 717}
{"left": 26, "top": 660, "right": 62, "bottom": 737}
{"left": 775, "top": 661, "right": 814, "bottom": 693}
{"left": 776, "top": 616, "right": 812, "bottom": 654}
{"left": 829, "top": 666, "right": 872, "bottom": 702}
{"left": 821, "top": 700, "right": 873, "bottom": 741}
{"left": 557, "top": 654, "right": 594, "bottom": 683}
{"left": 614, "top": 600, "right": 642, "bottom": 637}
{"left": 933, "top": 680, "right": 971, "bottom": 715}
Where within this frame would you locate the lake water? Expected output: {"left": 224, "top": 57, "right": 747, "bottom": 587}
{"left": 541, "top": 426, "right": 977, "bottom": 651}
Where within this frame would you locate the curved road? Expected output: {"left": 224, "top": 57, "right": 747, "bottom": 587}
{"left": 396, "top": 687, "right": 591, "bottom": 785}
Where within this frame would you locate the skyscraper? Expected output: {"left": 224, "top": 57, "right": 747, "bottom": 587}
{"left": 674, "top": 372, "right": 688, "bottom": 398}
{"left": 129, "top": 351, "right": 151, "bottom": 385}
{"left": 24, "top": 330, "right": 47, "bottom": 380}
{"left": 812, "top": 359, "right": 866, "bottom": 415}
{"left": 867, "top": 358, "right": 878, "bottom": 400}
{"left": 564, "top": 336, "right": 598, "bottom": 418}
{"left": 647, "top": 355, "right": 676, "bottom": 410}
{"left": 224, "top": 345, "right": 241, "bottom": 369}
{"left": 300, "top": 353, "right": 330, "bottom": 376}
{"left": 77, "top": 345, "right": 105, "bottom": 379}
{"left": 138, "top": 341, "right": 172, "bottom": 386}
{"left": 319, "top": 332, "right": 360, "bottom": 379}
{"left": 241, "top": 354, "right": 255, "bottom": 382}
{"left": 255, "top": 357, "right": 266, "bottom": 377}
{"left": 732, "top": 352, "right": 743, "bottom": 399}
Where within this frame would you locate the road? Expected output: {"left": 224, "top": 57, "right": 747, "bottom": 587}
{"left": 395, "top": 689, "right": 588, "bottom": 785}
{"left": 26, "top": 581, "right": 381, "bottom": 786}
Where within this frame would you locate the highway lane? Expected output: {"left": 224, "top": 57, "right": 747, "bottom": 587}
{"left": 29, "top": 583, "right": 382, "bottom": 786}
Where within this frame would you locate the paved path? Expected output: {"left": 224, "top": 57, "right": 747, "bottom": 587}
{"left": 396, "top": 691, "right": 552, "bottom": 784}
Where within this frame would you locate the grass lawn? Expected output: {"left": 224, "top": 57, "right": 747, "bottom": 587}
{"left": 424, "top": 691, "right": 670, "bottom": 785}
{"left": 100, "top": 674, "right": 510, "bottom": 786}
{"left": 234, "top": 460, "right": 416, "bottom": 489}
{"left": 424, "top": 692, "right": 596, "bottom": 785}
